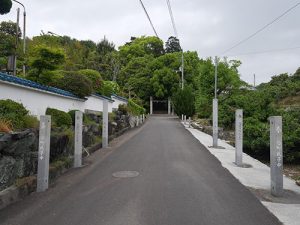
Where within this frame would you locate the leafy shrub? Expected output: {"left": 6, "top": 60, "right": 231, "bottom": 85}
{"left": 0, "top": 99, "right": 28, "bottom": 129}
{"left": 128, "top": 99, "right": 145, "bottom": 115}
{"left": 46, "top": 108, "right": 72, "bottom": 127}
{"left": 23, "top": 115, "right": 39, "bottom": 129}
{"left": 118, "top": 104, "right": 129, "bottom": 115}
{"left": 78, "top": 69, "right": 103, "bottom": 92}
{"left": 109, "top": 112, "right": 116, "bottom": 122}
{"left": 243, "top": 117, "right": 269, "bottom": 159}
{"left": 281, "top": 109, "right": 300, "bottom": 163}
{"left": 55, "top": 73, "right": 93, "bottom": 98}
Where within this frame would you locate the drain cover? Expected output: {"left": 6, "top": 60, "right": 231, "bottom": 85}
{"left": 112, "top": 171, "right": 139, "bottom": 178}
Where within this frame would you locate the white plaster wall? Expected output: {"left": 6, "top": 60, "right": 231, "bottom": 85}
{"left": 108, "top": 101, "right": 113, "bottom": 113}
{"left": 84, "top": 95, "right": 103, "bottom": 112}
{"left": 84, "top": 96, "right": 113, "bottom": 113}
{"left": 111, "top": 97, "right": 127, "bottom": 111}
{"left": 0, "top": 82, "right": 85, "bottom": 117}
{"left": 0, "top": 82, "right": 115, "bottom": 116}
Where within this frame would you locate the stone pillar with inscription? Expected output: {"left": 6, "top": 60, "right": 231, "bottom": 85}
{"left": 235, "top": 109, "right": 243, "bottom": 166}
{"left": 150, "top": 96, "right": 153, "bottom": 115}
{"left": 74, "top": 111, "right": 83, "bottom": 168}
{"left": 102, "top": 100, "right": 109, "bottom": 148}
{"left": 270, "top": 116, "right": 283, "bottom": 197}
{"left": 37, "top": 115, "right": 51, "bottom": 192}
{"left": 168, "top": 98, "right": 171, "bottom": 115}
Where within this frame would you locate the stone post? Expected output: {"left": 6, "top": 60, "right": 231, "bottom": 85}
{"left": 74, "top": 111, "right": 83, "bottom": 168}
{"left": 168, "top": 97, "right": 171, "bottom": 115}
{"left": 150, "top": 96, "right": 153, "bottom": 115}
{"left": 102, "top": 100, "right": 109, "bottom": 148}
{"left": 37, "top": 115, "right": 51, "bottom": 192}
{"left": 235, "top": 109, "right": 243, "bottom": 166}
{"left": 270, "top": 116, "right": 283, "bottom": 197}
{"left": 212, "top": 98, "right": 218, "bottom": 147}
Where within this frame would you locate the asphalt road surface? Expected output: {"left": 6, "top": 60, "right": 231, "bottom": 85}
{"left": 0, "top": 116, "right": 281, "bottom": 225}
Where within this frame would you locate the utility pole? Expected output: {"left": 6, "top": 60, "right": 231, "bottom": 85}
{"left": 212, "top": 56, "right": 218, "bottom": 147}
{"left": 214, "top": 56, "right": 218, "bottom": 99}
{"left": 14, "top": 8, "right": 20, "bottom": 76}
{"left": 12, "top": 0, "right": 26, "bottom": 76}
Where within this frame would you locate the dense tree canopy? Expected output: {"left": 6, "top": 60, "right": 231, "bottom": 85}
{"left": 0, "top": 0, "right": 12, "bottom": 15}
{"left": 165, "top": 36, "right": 181, "bottom": 53}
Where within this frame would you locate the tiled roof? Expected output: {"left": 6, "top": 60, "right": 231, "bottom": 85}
{"left": 111, "top": 94, "right": 128, "bottom": 102}
{"left": 0, "top": 72, "right": 81, "bottom": 99}
{"left": 92, "top": 93, "right": 114, "bottom": 102}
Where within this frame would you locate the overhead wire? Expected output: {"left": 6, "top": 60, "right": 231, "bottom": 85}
{"left": 166, "top": 0, "right": 178, "bottom": 38}
{"left": 227, "top": 46, "right": 300, "bottom": 57}
{"left": 138, "top": 0, "right": 159, "bottom": 38}
{"left": 221, "top": 2, "right": 300, "bottom": 55}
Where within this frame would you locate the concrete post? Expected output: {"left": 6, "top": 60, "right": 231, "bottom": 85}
{"left": 213, "top": 98, "right": 218, "bottom": 147}
{"left": 270, "top": 116, "right": 283, "bottom": 197}
{"left": 188, "top": 117, "right": 191, "bottom": 128}
{"left": 235, "top": 109, "right": 243, "bottom": 166}
{"left": 136, "top": 116, "right": 139, "bottom": 126}
{"left": 37, "top": 115, "right": 51, "bottom": 192}
{"left": 181, "top": 114, "right": 183, "bottom": 121}
{"left": 168, "top": 97, "right": 171, "bottom": 115}
{"left": 150, "top": 96, "right": 153, "bottom": 115}
{"left": 184, "top": 115, "right": 186, "bottom": 125}
{"left": 172, "top": 105, "right": 174, "bottom": 115}
{"left": 143, "top": 114, "right": 145, "bottom": 122}
{"left": 102, "top": 100, "right": 109, "bottom": 148}
{"left": 140, "top": 115, "right": 143, "bottom": 123}
{"left": 74, "top": 111, "right": 83, "bottom": 168}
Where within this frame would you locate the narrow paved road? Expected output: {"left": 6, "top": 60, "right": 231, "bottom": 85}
{"left": 0, "top": 116, "right": 281, "bottom": 225}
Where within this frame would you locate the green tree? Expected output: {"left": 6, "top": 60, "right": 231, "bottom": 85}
{"left": 27, "top": 46, "right": 65, "bottom": 84}
{"left": 172, "top": 86, "right": 195, "bottom": 117}
{"left": 96, "top": 37, "right": 115, "bottom": 56}
{"left": 151, "top": 67, "right": 179, "bottom": 98}
{"left": 0, "top": 0, "right": 12, "bottom": 15}
{"left": 0, "top": 21, "right": 21, "bottom": 37}
{"left": 165, "top": 36, "right": 181, "bottom": 53}
{"left": 100, "top": 81, "right": 120, "bottom": 96}
{"left": 119, "top": 36, "right": 164, "bottom": 63}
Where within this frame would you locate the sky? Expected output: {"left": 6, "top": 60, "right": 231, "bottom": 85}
{"left": 1, "top": 0, "right": 300, "bottom": 85}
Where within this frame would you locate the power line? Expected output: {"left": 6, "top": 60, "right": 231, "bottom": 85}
{"left": 166, "top": 0, "right": 178, "bottom": 37}
{"left": 222, "top": 2, "right": 300, "bottom": 55}
{"left": 138, "top": 0, "right": 159, "bottom": 38}
{"left": 227, "top": 46, "right": 300, "bottom": 57}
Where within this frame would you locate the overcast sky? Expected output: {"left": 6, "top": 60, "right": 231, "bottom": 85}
{"left": 1, "top": 0, "right": 299, "bottom": 85}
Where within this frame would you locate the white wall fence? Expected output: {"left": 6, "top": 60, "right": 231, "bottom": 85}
{"left": 0, "top": 81, "right": 127, "bottom": 117}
